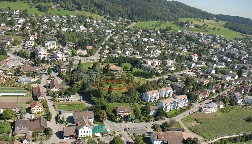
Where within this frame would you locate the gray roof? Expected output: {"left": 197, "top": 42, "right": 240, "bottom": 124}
{"left": 204, "top": 102, "right": 218, "bottom": 108}
{"left": 74, "top": 111, "right": 94, "bottom": 121}
{"left": 15, "top": 119, "right": 29, "bottom": 134}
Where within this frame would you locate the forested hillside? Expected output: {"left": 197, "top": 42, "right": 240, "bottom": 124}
{"left": 1, "top": 0, "right": 214, "bottom": 21}
{"left": 1, "top": 0, "right": 252, "bottom": 35}
{"left": 215, "top": 14, "right": 252, "bottom": 35}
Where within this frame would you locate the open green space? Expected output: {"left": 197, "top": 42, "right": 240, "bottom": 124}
{"left": 132, "top": 19, "right": 243, "bottom": 40}
{"left": 0, "top": 87, "right": 27, "bottom": 93}
{"left": 0, "top": 1, "right": 105, "bottom": 19}
{"left": 227, "top": 140, "right": 252, "bottom": 144}
{"left": 56, "top": 102, "right": 86, "bottom": 111}
{"left": 182, "top": 107, "right": 252, "bottom": 140}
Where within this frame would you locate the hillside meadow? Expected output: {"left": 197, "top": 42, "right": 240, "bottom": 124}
{"left": 132, "top": 18, "right": 243, "bottom": 40}
{"left": 182, "top": 107, "right": 252, "bottom": 140}
{"left": 0, "top": 1, "right": 105, "bottom": 20}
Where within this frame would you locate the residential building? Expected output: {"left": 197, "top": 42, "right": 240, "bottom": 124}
{"left": 50, "top": 79, "right": 65, "bottom": 92}
{"left": 117, "top": 106, "right": 131, "bottom": 117}
{"left": 44, "top": 41, "right": 57, "bottom": 49}
{"left": 28, "top": 117, "right": 47, "bottom": 131}
{"left": 24, "top": 40, "right": 34, "bottom": 48}
{"left": 198, "top": 90, "right": 209, "bottom": 100}
{"left": 150, "top": 106, "right": 158, "bottom": 116}
{"left": 229, "top": 92, "right": 244, "bottom": 105}
{"left": 73, "top": 111, "right": 94, "bottom": 125}
{"left": 200, "top": 102, "right": 218, "bottom": 114}
{"left": 0, "top": 102, "right": 18, "bottom": 114}
{"left": 159, "top": 87, "right": 173, "bottom": 98}
{"left": 63, "top": 125, "right": 76, "bottom": 139}
{"left": 21, "top": 66, "right": 39, "bottom": 73}
{"left": 30, "top": 101, "right": 43, "bottom": 114}
{"left": 53, "top": 51, "right": 66, "bottom": 61}
{"left": 244, "top": 96, "right": 252, "bottom": 105}
{"left": 174, "top": 95, "right": 189, "bottom": 109}
{"left": 77, "top": 116, "right": 92, "bottom": 138}
{"left": 191, "top": 54, "right": 198, "bottom": 62}
{"left": 150, "top": 131, "right": 183, "bottom": 144}
{"left": 157, "top": 98, "right": 174, "bottom": 112}
{"left": 35, "top": 46, "right": 47, "bottom": 59}
{"left": 22, "top": 134, "right": 33, "bottom": 144}
{"left": 32, "top": 85, "right": 46, "bottom": 101}
{"left": 142, "top": 90, "right": 159, "bottom": 102}
{"left": 55, "top": 63, "right": 68, "bottom": 73}
{"left": 15, "top": 119, "right": 29, "bottom": 136}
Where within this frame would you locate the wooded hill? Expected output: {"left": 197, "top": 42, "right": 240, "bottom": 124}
{"left": 1, "top": 0, "right": 252, "bottom": 34}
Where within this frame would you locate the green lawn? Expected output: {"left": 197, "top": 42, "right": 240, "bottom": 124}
{"left": 182, "top": 107, "right": 252, "bottom": 140}
{"left": 0, "top": 87, "right": 27, "bottom": 93}
{"left": 0, "top": 1, "right": 43, "bottom": 15}
{"left": 227, "top": 140, "right": 252, "bottom": 144}
{"left": 0, "top": 1, "right": 105, "bottom": 20}
{"left": 56, "top": 102, "right": 86, "bottom": 111}
{"left": 133, "top": 19, "right": 243, "bottom": 40}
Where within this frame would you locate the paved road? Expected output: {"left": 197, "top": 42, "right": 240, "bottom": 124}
{"left": 104, "top": 120, "right": 134, "bottom": 143}
{"left": 41, "top": 74, "right": 67, "bottom": 143}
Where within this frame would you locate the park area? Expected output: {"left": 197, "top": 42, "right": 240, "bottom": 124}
{"left": 55, "top": 102, "right": 86, "bottom": 111}
{"left": 0, "top": 1, "right": 105, "bottom": 20}
{"left": 132, "top": 18, "right": 243, "bottom": 40}
{"left": 182, "top": 107, "right": 252, "bottom": 140}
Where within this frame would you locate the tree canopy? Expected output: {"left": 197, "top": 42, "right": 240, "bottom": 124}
{"left": 0, "top": 122, "right": 11, "bottom": 134}
{"left": 1, "top": 109, "right": 16, "bottom": 120}
{"left": 109, "top": 136, "right": 124, "bottom": 144}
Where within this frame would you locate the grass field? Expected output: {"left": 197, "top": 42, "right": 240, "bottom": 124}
{"left": 56, "top": 102, "right": 86, "bottom": 111}
{"left": 182, "top": 107, "right": 252, "bottom": 140}
{"left": 0, "top": 1, "right": 105, "bottom": 20}
{"left": 227, "top": 140, "right": 252, "bottom": 144}
{"left": 0, "top": 87, "right": 27, "bottom": 93}
{"left": 132, "top": 19, "right": 243, "bottom": 40}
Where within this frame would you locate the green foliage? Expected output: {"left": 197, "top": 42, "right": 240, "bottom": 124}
{"left": 0, "top": 122, "right": 11, "bottom": 134}
{"left": 87, "top": 138, "right": 97, "bottom": 144}
{"left": 1, "top": 108, "right": 16, "bottom": 120}
{"left": 184, "top": 138, "right": 199, "bottom": 144}
{"left": 109, "top": 136, "right": 124, "bottom": 144}
{"left": 153, "top": 124, "right": 162, "bottom": 132}
{"left": 134, "top": 135, "right": 145, "bottom": 144}
{"left": 182, "top": 107, "right": 252, "bottom": 139}
{"left": 44, "top": 127, "right": 53, "bottom": 137}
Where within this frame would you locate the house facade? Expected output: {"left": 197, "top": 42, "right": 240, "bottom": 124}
{"left": 142, "top": 87, "right": 174, "bottom": 102}
{"left": 200, "top": 102, "right": 218, "bottom": 114}
{"left": 117, "top": 106, "right": 131, "bottom": 117}
{"left": 30, "top": 101, "right": 43, "bottom": 114}
{"left": 45, "top": 41, "right": 57, "bottom": 49}
{"left": 157, "top": 95, "right": 188, "bottom": 112}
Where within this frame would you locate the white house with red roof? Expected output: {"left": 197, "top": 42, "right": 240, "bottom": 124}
{"left": 157, "top": 98, "right": 175, "bottom": 111}
{"left": 191, "top": 54, "right": 198, "bottom": 62}
{"left": 142, "top": 90, "right": 159, "bottom": 102}
{"left": 157, "top": 95, "right": 188, "bottom": 111}
{"left": 159, "top": 86, "right": 173, "bottom": 98}
{"left": 142, "top": 87, "right": 174, "bottom": 102}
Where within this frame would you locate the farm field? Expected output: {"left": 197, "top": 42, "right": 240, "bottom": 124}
{"left": 0, "top": 1, "right": 105, "bottom": 20}
{"left": 0, "top": 96, "right": 31, "bottom": 102}
{"left": 56, "top": 102, "right": 86, "bottom": 111}
{"left": 182, "top": 107, "right": 252, "bottom": 140}
{"left": 0, "top": 87, "right": 27, "bottom": 93}
{"left": 132, "top": 19, "right": 243, "bottom": 40}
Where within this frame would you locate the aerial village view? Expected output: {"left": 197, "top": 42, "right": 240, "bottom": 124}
{"left": 0, "top": 0, "right": 252, "bottom": 144}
